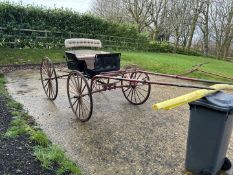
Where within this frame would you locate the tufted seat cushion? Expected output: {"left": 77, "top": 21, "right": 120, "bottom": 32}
{"left": 65, "top": 38, "right": 102, "bottom": 49}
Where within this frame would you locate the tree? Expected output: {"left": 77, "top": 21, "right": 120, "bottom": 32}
{"left": 91, "top": 0, "right": 128, "bottom": 23}
{"left": 123, "top": 0, "right": 151, "bottom": 33}
{"left": 186, "top": 0, "right": 205, "bottom": 49}
{"left": 199, "top": 0, "right": 210, "bottom": 56}
{"left": 209, "top": 0, "right": 233, "bottom": 58}
{"left": 147, "top": 0, "right": 170, "bottom": 41}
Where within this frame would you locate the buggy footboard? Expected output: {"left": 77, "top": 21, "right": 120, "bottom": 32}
{"left": 94, "top": 53, "right": 121, "bottom": 73}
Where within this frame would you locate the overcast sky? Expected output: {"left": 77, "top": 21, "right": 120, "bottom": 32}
{"left": 2, "top": 0, "right": 92, "bottom": 13}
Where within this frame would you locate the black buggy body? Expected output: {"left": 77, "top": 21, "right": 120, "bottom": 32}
{"left": 65, "top": 38, "right": 121, "bottom": 77}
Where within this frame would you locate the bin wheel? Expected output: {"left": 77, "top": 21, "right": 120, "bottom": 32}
{"left": 199, "top": 170, "right": 213, "bottom": 175}
{"left": 221, "top": 157, "right": 232, "bottom": 171}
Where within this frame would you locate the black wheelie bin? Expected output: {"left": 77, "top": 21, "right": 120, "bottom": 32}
{"left": 186, "top": 91, "right": 233, "bottom": 175}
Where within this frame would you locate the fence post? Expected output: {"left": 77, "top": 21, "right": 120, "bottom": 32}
{"left": 69, "top": 31, "right": 72, "bottom": 38}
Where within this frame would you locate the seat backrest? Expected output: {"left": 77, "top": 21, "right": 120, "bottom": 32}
{"left": 65, "top": 38, "right": 102, "bottom": 49}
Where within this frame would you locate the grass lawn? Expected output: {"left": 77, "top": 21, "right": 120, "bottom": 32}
{"left": 0, "top": 48, "right": 233, "bottom": 81}
{"left": 121, "top": 52, "right": 233, "bottom": 80}
{"left": 0, "top": 48, "right": 65, "bottom": 65}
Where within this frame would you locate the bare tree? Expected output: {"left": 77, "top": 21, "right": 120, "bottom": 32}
{"left": 147, "top": 0, "right": 169, "bottom": 40}
{"left": 210, "top": 0, "right": 233, "bottom": 58}
{"left": 199, "top": 0, "right": 210, "bottom": 56}
{"left": 92, "top": 0, "right": 128, "bottom": 23}
{"left": 186, "top": 0, "right": 205, "bottom": 49}
{"left": 168, "top": 0, "right": 192, "bottom": 51}
{"left": 123, "top": 0, "right": 151, "bottom": 33}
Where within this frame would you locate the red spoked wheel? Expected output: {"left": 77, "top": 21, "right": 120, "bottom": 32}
{"left": 121, "top": 71, "right": 151, "bottom": 105}
{"left": 40, "top": 58, "right": 58, "bottom": 100}
{"left": 67, "top": 71, "right": 93, "bottom": 122}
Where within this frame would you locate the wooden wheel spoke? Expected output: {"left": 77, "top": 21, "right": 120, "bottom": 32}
{"left": 80, "top": 78, "right": 83, "bottom": 92}
{"left": 71, "top": 75, "right": 78, "bottom": 92}
{"left": 137, "top": 86, "right": 148, "bottom": 92}
{"left": 50, "top": 81, "right": 55, "bottom": 97}
{"left": 45, "top": 61, "right": 50, "bottom": 76}
{"left": 70, "top": 75, "right": 76, "bottom": 87}
{"left": 136, "top": 87, "right": 146, "bottom": 99}
{"left": 130, "top": 89, "right": 135, "bottom": 102}
{"left": 69, "top": 88, "right": 77, "bottom": 95}
{"left": 45, "top": 83, "right": 50, "bottom": 94}
{"left": 74, "top": 76, "right": 80, "bottom": 92}
{"left": 123, "top": 86, "right": 131, "bottom": 93}
{"left": 72, "top": 98, "right": 78, "bottom": 107}
{"left": 51, "top": 68, "right": 55, "bottom": 77}
{"left": 48, "top": 82, "right": 51, "bottom": 98}
{"left": 141, "top": 77, "right": 148, "bottom": 81}
{"left": 81, "top": 102, "right": 88, "bottom": 118}
{"left": 137, "top": 73, "right": 142, "bottom": 80}
{"left": 42, "top": 66, "right": 48, "bottom": 76}
{"left": 133, "top": 89, "right": 137, "bottom": 103}
{"left": 134, "top": 89, "right": 142, "bottom": 102}
{"left": 126, "top": 88, "right": 133, "bottom": 99}
{"left": 75, "top": 101, "right": 80, "bottom": 115}
{"left": 69, "top": 83, "right": 77, "bottom": 94}
{"left": 44, "top": 80, "right": 49, "bottom": 88}
{"left": 82, "top": 97, "right": 90, "bottom": 104}
{"left": 81, "top": 84, "right": 87, "bottom": 94}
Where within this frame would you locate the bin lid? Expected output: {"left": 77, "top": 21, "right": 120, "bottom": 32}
{"left": 190, "top": 91, "right": 233, "bottom": 112}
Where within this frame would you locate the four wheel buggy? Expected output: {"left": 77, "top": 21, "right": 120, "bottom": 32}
{"left": 40, "top": 38, "right": 232, "bottom": 122}
{"left": 40, "top": 38, "right": 152, "bottom": 122}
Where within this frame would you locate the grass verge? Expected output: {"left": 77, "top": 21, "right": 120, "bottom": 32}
{"left": 0, "top": 74, "right": 82, "bottom": 175}
{"left": 0, "top": 48, "right": 233, "bottom": 81}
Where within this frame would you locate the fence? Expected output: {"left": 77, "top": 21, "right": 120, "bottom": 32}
{"left": 0, "top": 27, "right": 149, "bottom": 50}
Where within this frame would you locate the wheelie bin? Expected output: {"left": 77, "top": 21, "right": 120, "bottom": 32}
{"left": 186, "top": 91, "right": 233, "bottom": 175}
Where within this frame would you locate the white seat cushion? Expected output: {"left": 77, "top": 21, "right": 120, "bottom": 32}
{"left": 65, "top": 38, "right": 102, "bottom": 49}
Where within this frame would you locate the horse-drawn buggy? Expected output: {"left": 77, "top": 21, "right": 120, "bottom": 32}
{"left": 40, "top": 38, "right": 231, "bottom": 122}
{"left": 40, "top": 38, "right": 154, "bottom": 122}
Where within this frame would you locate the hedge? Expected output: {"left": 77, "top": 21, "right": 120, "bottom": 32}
{"left": 0, "top": 2, "right": 140, "bottom": 39}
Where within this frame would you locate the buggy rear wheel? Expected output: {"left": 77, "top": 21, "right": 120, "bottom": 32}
{"left": 121, "top": 71, "right": 151, "bottom": 105}
{"left": 67, "top": 71, "right": 93, "bottom": 122}
{"left": 40, "top": 57, "right": 58, "bottom": 100}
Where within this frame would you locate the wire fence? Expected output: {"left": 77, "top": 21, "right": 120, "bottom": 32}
{"left": 0, "top": 27, "right": 149, "bottom": 50}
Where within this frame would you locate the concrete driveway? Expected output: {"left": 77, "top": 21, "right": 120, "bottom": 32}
{"left": 5, "top": 69, "right": 233, "bottom": 175}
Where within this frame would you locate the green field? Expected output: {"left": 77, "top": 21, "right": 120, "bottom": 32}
{"left": 0, "top": 48, "right": 233, "bottom": 81}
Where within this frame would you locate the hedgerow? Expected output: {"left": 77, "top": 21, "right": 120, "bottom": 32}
{"left": 0, "top": 2, "right": 139, "bottom": 39}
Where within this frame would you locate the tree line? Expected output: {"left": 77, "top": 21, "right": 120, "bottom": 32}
{"left": 92, "top": 0, "right": 233, "bottom": 59}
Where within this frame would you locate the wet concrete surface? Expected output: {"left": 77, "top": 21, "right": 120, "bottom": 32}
{"left": 5, "top": 69, "right": 233, "bottom": 175}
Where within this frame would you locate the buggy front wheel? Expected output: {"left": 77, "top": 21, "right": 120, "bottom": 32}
{"left": 40, "top": 57, "right": 58, "bottom": 101}
{"left": 67, "top": 71, "right": 93, "bottom": 122}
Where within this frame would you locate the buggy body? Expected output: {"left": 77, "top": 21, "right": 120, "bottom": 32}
{"left": 64, "top": 38, "right": 121, "bottom": 77}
